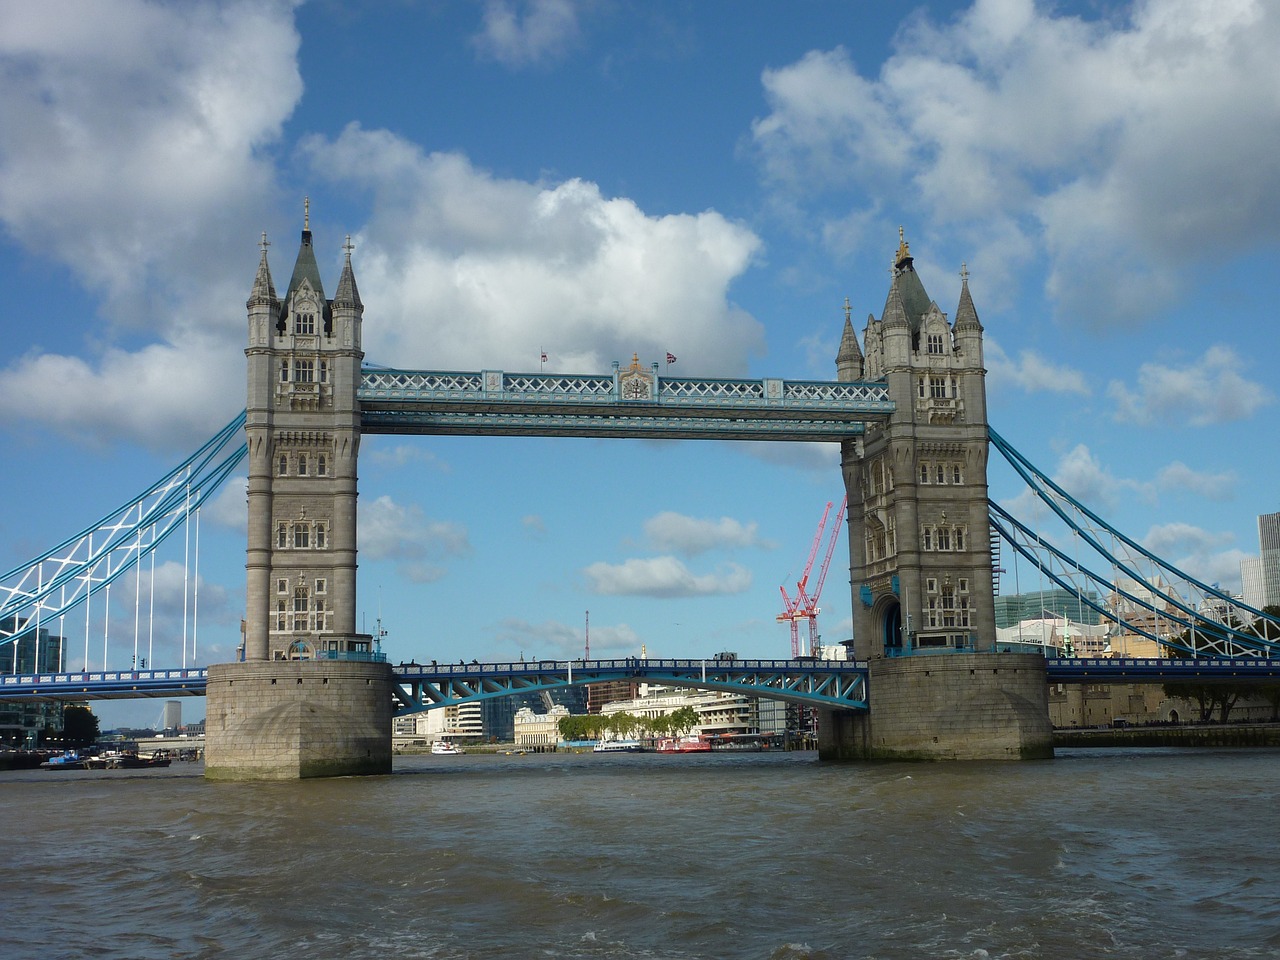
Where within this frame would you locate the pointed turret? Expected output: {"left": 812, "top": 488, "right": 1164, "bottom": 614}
{"left": 883, "top": 227, "right": 933, "bottom": 333}
{"left": 284, "top": 198, "right": 327, "bottom": 304}
{"left": 249, "top": 233, "right": 277, "bottom": 305}
{"left": 953, "top": 262, "right": 983, "bottom": 367}
{"left": 954, "top": 263, "right": 982, "bottom": 332}
{"left": 331, "top": 235, "right": 363, "bottom": 348}
{"left": 333, "top": 235, "right": 362, "bottom": 310}
{"left": 835, "top": 297, "right": 864, "bottom": 382}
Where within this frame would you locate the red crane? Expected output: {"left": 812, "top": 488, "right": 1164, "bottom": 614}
{"left": 777, "top": 498, "right": 846, "bottom": 657}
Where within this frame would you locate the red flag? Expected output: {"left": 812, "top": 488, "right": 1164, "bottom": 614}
{"left": 666, "top": 352, "right": 677, "bottom": 364}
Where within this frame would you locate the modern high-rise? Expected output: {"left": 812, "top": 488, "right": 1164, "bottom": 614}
{"left": 1240, "top": 511, "right": 1280, "bottom": 611}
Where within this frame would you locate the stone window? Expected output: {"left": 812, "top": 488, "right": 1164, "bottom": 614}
{"left": 277, "top": 523, "right": 287, "bottom": 549}
{"left": 319, "top": 360, "right": 328, "bottom": 383}
{"left": 293, "top": 359, "right": 314, "bottom": 383}
{"left": 315, "top": 522, "right": 327, "bottom": 549}
{"left": 292, "top": 586, "right": 309, "bottom": 631}
{"left": 278, "top": 454, "right": 288, "bottom": 476}
{"left": 295, "top": 311, "right": 315, "bottom": 335}
{"left": 315, "top": 578, "right": 326, "bottom": 594}
{"left": 927, "top": 333, "right": 945, "bottom": 355}
{"left": 292, "top": 523, "right": 310, "bottom": 549}
{"left": 279, "top": 359, "right": 289, "bottom": 383}
{"left": 276, "top": 600, "right": 287, "bottom": 631}
{"left": 277, "top": 578, "right": 288, "bottom": 594}
{"left": 298, "top": 454, "right": 308, "bottom": 476}
{"left": 317, "top": 454, "right": 327, "bottom": 476}
{"left": 937, "top": 526, "right": 951, "bottom": 551}
{"left": 951, "top": 464, "right": 963, "bottom": 484}
{"left": 922, "top": 527, "right": 933, "bottom": 551}
{"left": 919, "top": 462, "right": 930, "bottom": 483}
{"left": 930, "top": 376, "right": 948, "bottom": 399}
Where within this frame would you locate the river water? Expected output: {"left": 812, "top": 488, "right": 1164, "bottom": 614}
{"left": 3, "top": 748, "right": 1278, "bottom": 959}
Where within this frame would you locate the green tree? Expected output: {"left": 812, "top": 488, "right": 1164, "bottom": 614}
{"left": 62, "top": 705, "right": 99, "bottom": 748}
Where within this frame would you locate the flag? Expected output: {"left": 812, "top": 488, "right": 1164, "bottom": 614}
{"left": 541, "top": 351, "right": 548, "bottom": 363}
{"left": 666, "top": 352, "right": 677, "bottom": 364}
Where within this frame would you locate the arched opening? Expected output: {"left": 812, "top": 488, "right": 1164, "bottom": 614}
{"left": 881, "top": 599, "right": 902, "bottom": 655}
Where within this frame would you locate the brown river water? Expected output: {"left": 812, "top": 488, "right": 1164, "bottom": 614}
{"left": 2, "top": 747, "right": 1278, "bottom": 959}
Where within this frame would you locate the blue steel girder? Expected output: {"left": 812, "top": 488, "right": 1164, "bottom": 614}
{"left": 390, "top": 658, "right": 869, "bottom": 716}
{"left": 358, "top": 368, "right": 893, "bottom": 440}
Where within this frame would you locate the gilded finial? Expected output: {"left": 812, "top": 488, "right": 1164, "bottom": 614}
{"left": 304, "top": 196, "right": 310, "bottom": 232}
{"left": 895, "top": 226, "right": 910, "bottom": 264}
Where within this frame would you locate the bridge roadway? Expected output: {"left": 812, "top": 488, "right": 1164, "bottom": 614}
{"left": 2, "top": 657, "right": 1278, "bottom": 710}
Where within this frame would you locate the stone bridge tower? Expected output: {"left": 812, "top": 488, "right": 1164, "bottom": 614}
{"left": 822, "top": 231, "right": 1052, "bottom": 761}
{"left": 205, "top": 210, "right": 393, "bottom": 780}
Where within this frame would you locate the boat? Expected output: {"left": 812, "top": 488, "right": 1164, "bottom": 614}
{"left": 431, "top": 741, "right": 466, "bottom": 755}
{"left": 103, "top": 751, "right": 172, "bottom": 769}
{"left": 39, "top": 750, "right": 91, "bottom": 770}
{"left": 656, "top": 735, "right": 711, "bottom": 753}
{"left": 592, "top": 738, "right": 645, "bottom": 753}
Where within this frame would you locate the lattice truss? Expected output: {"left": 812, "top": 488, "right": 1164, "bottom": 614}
{"left": 988, "top": 429, "right": 1280, "bottom": 658}
{"left": 0, "top": 414, "right": 247, "bottom": 647}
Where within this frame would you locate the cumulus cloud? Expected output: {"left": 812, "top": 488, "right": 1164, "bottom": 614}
{"left": 643, "top": 511, "right": 774, "bottom": 556}
{"left": 1142, "top": 522, "right": 1245, "bottom": 592}
{"left": 1108, "top": 345, "right": 1273, "bottom": 426}
{"left": 360, "top": 495, "right": 470, "bottom": 583}
{"left": 472, "top": 0, "right": 581, "bottom": 68}
{"left": 0, "top": 0, "right": 302, "bottom": 446}
{"left": 985, "top": 339, "right": 1089, "bottom": 395}
{"left": 1155, "top": 462, "right": 1236, "bottom": 501}
{"left": 582, "top": 556, "right": 752, "bottom": 598}
{"left": 302, "top": 123, "right": 765, "bottom": 376}
{"left": 751, "top": 0, "right": 1280, "bottom": 326}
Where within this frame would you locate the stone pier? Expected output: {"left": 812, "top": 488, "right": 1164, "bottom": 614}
{"left": 204, "top": 660, "right": 393, "bottom": 780}
{"left": 818, "top": 652, "right": 1053, "bottom": 761}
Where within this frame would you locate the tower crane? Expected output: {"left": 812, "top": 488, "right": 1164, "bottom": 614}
{"left": 796, "top": 496, "right": 847, "bottom": 658}
{"left": 777, "top": 498, "right": 846, "bottom": 657}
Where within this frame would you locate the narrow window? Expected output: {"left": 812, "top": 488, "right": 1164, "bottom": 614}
{"left": 277, "top": 523, "right": 287, "bottom": 549}
{"left": 317, "top": 454, "right": 328, "bottom": 476}
{"left": 319, "top": 361, "right": 328, "bottom": 383}
{"left": 298, "top": 454, "right": 308, "bottom": 476}
{"left": 315, "top": 523, "right": 327, "bottom": 549}
{"left": 280, "top": 360, "right": 289, "bottom": 382}
{"left": 277, "top": 578, "right": 288, "bottom": 594}
{"left": 952, "top": 464, "right": 962, "bottom": 484}
{"left": 920, "top": 463, "right": 930, "bottom": 484}
{"left": 293, "top": 524, "right": 309, "bottom": 549}
{"left": 276, "top": 600, "right": 287, "bottom": 631}
{"left": 937, "top": 527, "right": 951, "bottom": 551}
{"left": 278, "top": 455, "right": 288, "bottom": 476}
{"left": 315, "top": 578, "right": 327, "bottom": 594}
{"left": 923, "top": 527, "right": 933, "bottom": 551}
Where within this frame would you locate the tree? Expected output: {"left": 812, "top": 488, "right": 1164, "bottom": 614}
{"left": 62, "top": 705, "right": 99, "bottom": 748}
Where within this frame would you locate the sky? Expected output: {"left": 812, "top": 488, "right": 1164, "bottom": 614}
{"left": 2, "top": 0, "right": 1278, "bottom": 728}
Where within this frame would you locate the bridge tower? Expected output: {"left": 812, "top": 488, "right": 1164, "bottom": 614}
{"left": 204, "top": 208, "right": 393, "bottom": 780}
{"left": 822, "top": 232, "right": 1052, "bottom": 760}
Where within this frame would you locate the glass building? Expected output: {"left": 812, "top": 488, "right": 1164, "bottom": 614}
{"left": 992, "top": 588, "right": 1101, "bottom": 629}
{"left": 1, "top": 616, "right": 67, "bottom": 746}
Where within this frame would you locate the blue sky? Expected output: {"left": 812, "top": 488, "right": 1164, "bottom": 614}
{"left": 2, "top": 0, "right": 1278, "bottom": 727}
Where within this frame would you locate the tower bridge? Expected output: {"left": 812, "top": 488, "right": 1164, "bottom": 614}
{"left": 7, "top": 214, "right": 1277, "bottom": 777}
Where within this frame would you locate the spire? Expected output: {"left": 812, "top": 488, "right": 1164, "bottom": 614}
{"left": 249, "top": 231, "right": 277, "bottom": 303}
{"left": 954, "top": 261, "right": 982, "bottom": 332}
{"left": 883, "top": 227, "right": 932, "bottom": 332}
{"left": 284, "top": 198, "right": 326, "bottom": 304}
{"left": 334, "top": 234, "right": 362, "bottom": 309}
{"left": 882, "top": 280, "right": 909, "bottom": 328}
{"left": 836, "top": 296, "right": 864, "bottom": 376}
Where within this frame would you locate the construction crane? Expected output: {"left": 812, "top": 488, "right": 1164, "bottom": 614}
{"left": 777, "top": 497, "right": 846, "bottom": 657}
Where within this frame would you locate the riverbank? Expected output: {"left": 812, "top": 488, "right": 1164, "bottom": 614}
{"left": 1054, "top": 722, "right": 1280, "bottom": 748}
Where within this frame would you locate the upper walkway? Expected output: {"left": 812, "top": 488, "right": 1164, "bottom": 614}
{"left": 358, "top": 367, "right": 893, "bottom": 440}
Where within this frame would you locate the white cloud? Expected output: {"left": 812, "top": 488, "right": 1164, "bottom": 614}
{"left": 582, "top": 556, "right": 752, "bottom": 598}
{"left": 204, "top": 476, "right": 249, "bottom": 532}
{"left": 985, "top": 339, "right": 1089, "bottom": 395}
{"left": 360, "top": 495, "right": 470, "bottom": 583}
{"left": 1155, "top": 462, "right": 1236, "bottom": 501}
{"left": 751, "top": 0, "right": 1280, "bottom": 326}
{"left": 643, "top": 511, "right": 774, "bottom": 556}
{"left": 302, "top": 123, "right": 765, "bottom": 377}
{"left": 472, "top": 0, "right": 581, "bottom": 68}
{"left": 1142, "top": 522, "right": 1246, "bottom": 592}
{"left": 1108, "top": 345, "right": 1273, "bottom": 426}
{"left": 0, "top": 0, "right": 302, "bottom": 447}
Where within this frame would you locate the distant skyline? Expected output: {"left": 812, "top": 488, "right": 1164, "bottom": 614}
{"left": 2, "top": 0, "right": 1278, "bottom": 726}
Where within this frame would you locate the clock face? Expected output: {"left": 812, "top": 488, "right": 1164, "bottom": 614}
{"left": 622, "top": 377, "right": 650, "bottom": 400}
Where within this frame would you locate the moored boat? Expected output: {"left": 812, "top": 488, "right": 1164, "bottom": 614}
{"left": 430, "top": 740, "right": 465, "bottom": 755}
{"left": 39, "top": 750, "right": 91, "bottom": 770}
{"left": 592, "top": 738, "right": 645, "bottom": 753}
{"left": 656, "top": 735, "right": 711, "bottom": 753}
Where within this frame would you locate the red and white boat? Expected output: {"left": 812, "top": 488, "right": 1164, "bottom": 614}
{"left": 655, "top": 735, "right": 711, "bottom": 753}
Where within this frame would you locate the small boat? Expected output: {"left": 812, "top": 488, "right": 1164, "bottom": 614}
{"left": 431, "top": 741, "right": 465, "bottom": 755}
{"left": 104, "top": 751, "right": 172, "bottom": 769}
{"left": 656, "top": 735, "right": 711, "bottom": 753}
{"left": 592, "top": 738, "right": 645, "bottom": 753}
{"left": 39, "top": 750, "right": 91, "bottom": 770}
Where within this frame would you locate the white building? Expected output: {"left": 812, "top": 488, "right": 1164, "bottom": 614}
{"left": 513, "top": 704, "right": 569, "bottom": 747}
